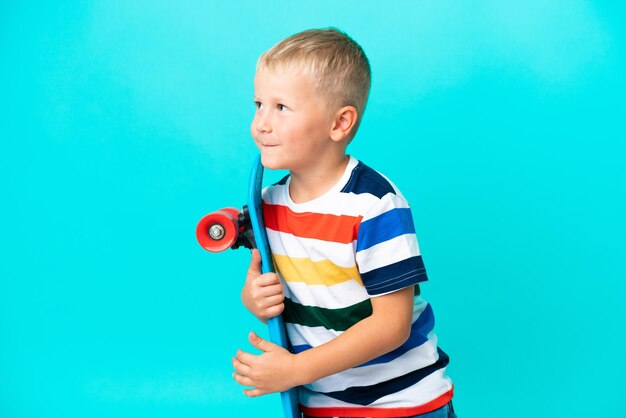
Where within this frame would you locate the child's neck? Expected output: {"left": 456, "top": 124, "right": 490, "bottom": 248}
{"left": 288, "top": 154, "right": 350, "bottom": 204}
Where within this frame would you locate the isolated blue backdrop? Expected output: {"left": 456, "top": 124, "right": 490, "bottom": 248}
{"left": 1, "top": 1, "right": 624, "bottom": 417}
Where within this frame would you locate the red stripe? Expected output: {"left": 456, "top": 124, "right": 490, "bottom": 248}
{"left": 263, "top": 203, "right": 362, "bottom": 244}
{"left": 300, "top": 387, "right": 453, "bottom": 418}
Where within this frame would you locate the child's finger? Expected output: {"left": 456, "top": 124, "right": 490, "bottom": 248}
{"left": 247, "top": 249, "right": 262, "bottom": 276}
{"left": 261, "top": 294, "right": 284, "bottom": 309}
{"left": 264, "top": 303, "right": 285, "bottom": 318}
{"left": 235, "top": 348, "right": 258, "bottom": 365}
{"left": 232, "top": 372, "right": 254, "bottom": 388}
{"left": 248, "top": 331, "right": 280, "bottom": 352}
{"left": 255, "top": 272, "right": 282, "bottom": 287}
{"left": 232, "top": 356, "right": 252, "bottom": 376}
{"left": 244, "top": 387, "right": 264, "bottom": 397}
{"left": 259, "top": 283, "right": 284, "bottom": 298}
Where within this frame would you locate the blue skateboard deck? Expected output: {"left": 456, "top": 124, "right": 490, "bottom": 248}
{"left": 196, "top": 154, "right": 300, "bottom": 418}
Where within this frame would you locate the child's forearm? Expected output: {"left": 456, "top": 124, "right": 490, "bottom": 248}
{"left": 291, "top": 286, "right": 415, "bottom": 386}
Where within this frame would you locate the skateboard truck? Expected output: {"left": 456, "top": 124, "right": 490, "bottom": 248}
{"left": 196, "top": 206, "right": 257, "bottom": 253}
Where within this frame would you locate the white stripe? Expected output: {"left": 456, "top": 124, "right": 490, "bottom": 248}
{"left": 285, "top": 280, "right": 370, "bottom": 310}
{"left": 286, "top": 323, "right": 342, "bottom": 348}
{"left": 375, "top": 368, "right": 453, "bottom": 406}
{"left": 263, "top": 188, "right": 381, "bottom": 219}
{"left": 299, "top": 368, "right": 453, "bottom": 409}
{"left": 267, "top": 229, "right": 357, "bottom": 268}
{"left": 299, "top": 386, "right": 361, "bottom": 409}
{"left": 359, "top": 192, "right": 411, "bottom": 221}
{"left": 288, "top": 191, "right": 380, "bottom": 216}
{"left": 306, "top": 336, "right": 440, "bottom": 393}
{"left": 265, "top": 190, "right": 408, "bottom": 219}
{"left": 356, "top": 233, "right": 421, "bottom": 274}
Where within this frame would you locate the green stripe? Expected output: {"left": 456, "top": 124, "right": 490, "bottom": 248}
{"left": 283, "top": 298, "right": 372, "bottom": 332}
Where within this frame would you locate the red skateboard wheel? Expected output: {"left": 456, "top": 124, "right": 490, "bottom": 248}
{"left": 196, "top": 207, "right": 240, "bottom": 252}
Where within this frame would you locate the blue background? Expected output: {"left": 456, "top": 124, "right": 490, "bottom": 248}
{"left": 1, "top": 1, "right": 625, "bottom": 417}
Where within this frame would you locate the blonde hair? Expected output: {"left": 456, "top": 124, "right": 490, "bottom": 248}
{"left": 257, "top": 28, "right": 371, "bottom": 137}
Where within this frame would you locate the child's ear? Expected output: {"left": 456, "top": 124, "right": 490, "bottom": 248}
{"left": 329, "top": 106, "right": 358, "bottom": 142}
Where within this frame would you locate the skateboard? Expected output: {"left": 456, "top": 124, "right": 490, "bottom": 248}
{"left": 196, "top": 154, "right": 301, "bottom": 418}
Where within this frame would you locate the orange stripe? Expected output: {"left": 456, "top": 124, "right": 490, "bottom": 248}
{"left": 263, "top": 203, "right": 362, "bottom": 244}
{"left": 300, "top": 387, "right": 453, "bottom": 417}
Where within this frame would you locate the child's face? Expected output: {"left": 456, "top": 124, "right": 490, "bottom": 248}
{"left": 251, "top": 66, "right": 336, "bottom": 172}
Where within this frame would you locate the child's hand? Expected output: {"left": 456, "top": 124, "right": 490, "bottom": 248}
{"left": 241, "top": 249, "right": 285, "bottom": 322}
{"left": 232, "top": 331, "right": 299, "bottom": 396}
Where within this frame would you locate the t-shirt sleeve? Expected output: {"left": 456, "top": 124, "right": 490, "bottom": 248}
{"left": 355, "top": 193, "right": 428, "bottom": 296}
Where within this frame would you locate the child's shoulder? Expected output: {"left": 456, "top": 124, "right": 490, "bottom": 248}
{"left": 341, "top": 157, "right": 402, "bottom": 200}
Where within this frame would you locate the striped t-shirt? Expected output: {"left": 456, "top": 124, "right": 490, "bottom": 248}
{"left": 263, "top": 156, "right": 453, "bottom": 417}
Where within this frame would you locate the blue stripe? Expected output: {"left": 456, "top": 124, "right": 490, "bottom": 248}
{"left": 356, "top": 208, "right": 416, "bottom": 252}
{"left": 320, "top": 348, "right": 450, "bottom": 406}
{"left": 356, "top": 303, "right": 435, "bottom": 367}
{"left": 362, "top": 256, "right": 428, "bottom": 295}
{"left": 340, "top": 161, "right": 396, "bottom": 199}
{"left": 292, "top": 344, "right": 312, "bottom": 354}
{"left": 273, "top": 174, "right": 289, "bottom": 186}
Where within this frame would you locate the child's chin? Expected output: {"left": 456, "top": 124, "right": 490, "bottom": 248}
{"left": 260, "top": 156, "right": 286, "bottom": 171}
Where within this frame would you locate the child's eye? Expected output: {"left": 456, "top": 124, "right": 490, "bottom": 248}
{"left": 254, "top": 101, "right": 263, "bottom": 110}
{"left": 277, "top": 104, "right": 287, "bottom": 111}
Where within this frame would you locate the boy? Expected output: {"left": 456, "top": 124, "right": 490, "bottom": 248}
{"left": 232, "top": 28, "right": 455, "bottom": 418}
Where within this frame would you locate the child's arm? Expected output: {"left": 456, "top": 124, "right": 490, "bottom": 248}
{"left": 241, "top": 249, "right": 285, "bottom": 323}
{"left": 232, "top": 279, "right": 414, "bottom": 396}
